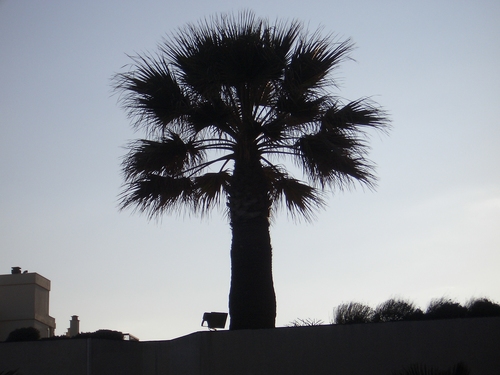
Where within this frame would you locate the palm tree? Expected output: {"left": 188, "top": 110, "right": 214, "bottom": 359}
{"left": 114, "top": 11, "right": 388, "bottom": 330}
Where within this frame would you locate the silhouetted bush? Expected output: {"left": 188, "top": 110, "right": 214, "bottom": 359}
{"left": 466, "top": 297, "right": 500, "bottom": 318}
{"left": 372, "top": 298, "right": 423, "bottom": 322}
{"left": 40, "top": 334, "right": 70, "bottom": 341}
{"left": 74, "top": 329, "right": 124, "bottom": 340}
{"left": 287, "top": 318, "right": 324, "bottom": 327}
{"left": 333, "top": 302, "right": 374, "bottom": 324}
{"left": 330, "top": 296, "right": 500, "bottom": 326}
{"left": 425, "top": 298, "right": 467, "bottom": 320}
{"left": 392, "top": 361, "right": 470, "bottom": 375}
{"left": 5, "top": 327, "right": 40, "bottom": 342}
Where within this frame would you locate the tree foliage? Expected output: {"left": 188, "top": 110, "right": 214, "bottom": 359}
{"left": 114, "top": 11, "right": 388, "bottom": 220}
{"left": 5, "top": 327, "right": 40, "bottom": 342}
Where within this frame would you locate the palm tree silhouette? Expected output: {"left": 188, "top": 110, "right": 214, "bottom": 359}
{"left": 114, "top": 11, "right": 388, "bottom": 330}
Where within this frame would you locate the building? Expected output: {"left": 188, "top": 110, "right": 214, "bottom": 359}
{"left": 0, "top": 267, "right": 56, "bottom": 341}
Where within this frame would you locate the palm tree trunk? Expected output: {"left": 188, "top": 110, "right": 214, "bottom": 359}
{"left": 228, "top": 154, "right": 276, "bottom": 330}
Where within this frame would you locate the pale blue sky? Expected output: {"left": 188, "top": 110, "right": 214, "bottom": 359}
{"left": 1, "top": 0, "right": 499, "bottom": 340}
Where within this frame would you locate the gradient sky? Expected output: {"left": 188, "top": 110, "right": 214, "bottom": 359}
{"left": 1, "top": 0, "right": 499, "bottom": 340}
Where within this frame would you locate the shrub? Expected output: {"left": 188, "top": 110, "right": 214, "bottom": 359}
{"left": 287, "top": 318, "right": 324, "bottom": 327}
{"left": 75, "top": 329, "right": 124, "bottom": 340}
{"left": 5, "top": 327, "right": 40, "bottom": 342}
{"left": 425, "top": 298, "right": 467, "bottom": 320}
{"left": 40, "top": 334, "right": 70, "bottom": 341}
{"left": 372, "top": 298, "right": 423, "bottom": 322}
{"left": 333, "top": 302, "right": 374, "bottom": 324}
{"left": 466, "top": 297, "right": 500, "bottom": 317}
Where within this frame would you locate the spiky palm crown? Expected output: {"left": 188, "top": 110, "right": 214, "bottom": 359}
{"left": 114, "top": 11, "right": 388, "bottom": 220}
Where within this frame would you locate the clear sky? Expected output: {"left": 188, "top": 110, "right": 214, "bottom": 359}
{"left": 1, "top": 0, "right": 499, "bottom": 340}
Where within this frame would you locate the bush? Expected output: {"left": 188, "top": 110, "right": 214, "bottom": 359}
{"left": 425, "top": 298, "right": 467, "bottom": 320}
{"left": 466, "top": 297, "right": 500, "bottom": 318}
{"left": 75, "top": 329, "right": 124, "bottom": 340}
{"left": 5, "top": 327, "right": 40, "bottom": 342}
{"left": 40, "top": 334, "right": 70, "bottom": 341}
{"left": 333, "top": 302, "right": 374, "bottom": 324}
{"left": 330, "top": 296, "right": 500, "bottom": 326}
{"left": 372, "top": 298, "right": 423, "bottom": 322}
{"left": 287, "top": 318, "right": 324, "bottom": 327}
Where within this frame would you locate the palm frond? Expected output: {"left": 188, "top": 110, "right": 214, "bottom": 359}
{"left": 322, "top": 98, "right": 389, "bottom": 132}
{"left": 122, "top": 134, "right": 205, "bottom": 179}
{"left": 295, "top": 130, "right": 376, "bottom": 189}
{"left": 113, "top": 54, "right": 190, "bottom": 134}
{"left": 194, "top": 171, "right": 231, "bottom": 213}
{"left": 283, "top": 36, "right": 354, "bottom": 96}
{"left": 119, "top": 174, "right": 195, "bottom": 217}
{"left": 188, "top": 99, "right": 238, "bottom": 137}
{"left": 289, "top": 97, "right": 388, "bottom": 189}
{"left": 275, "top": 95, "right": 326, "bottom": 129}
{"left": 264, "top": 166, "right": 324, "bottom": 221}
{"left": 166, "top": 11, "right": 300, "bottom": 103}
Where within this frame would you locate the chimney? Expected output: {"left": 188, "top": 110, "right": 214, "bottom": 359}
{"left": 68, "top": 315, "right": 80, "bottom": 337}
{"left": 11, "top": 267, "right": 22, "bottom": 274}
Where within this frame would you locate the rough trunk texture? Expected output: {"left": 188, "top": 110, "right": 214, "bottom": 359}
{"left": 228, "top": 151, "right": 276, "bottom": 330}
